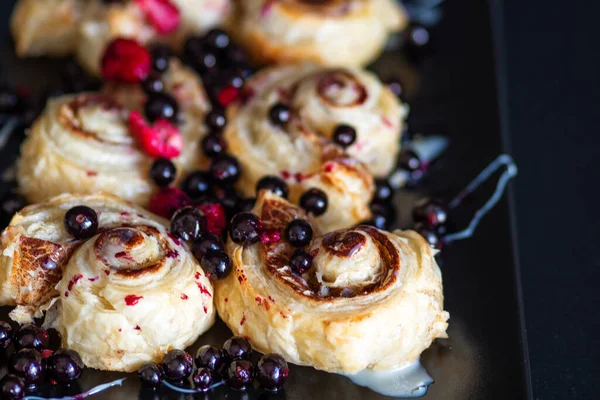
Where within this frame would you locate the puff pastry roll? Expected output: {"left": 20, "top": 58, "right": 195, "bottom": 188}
{"left": 11, "top": 0, "right": 232, "bottom": 74}
{"left": 231, "top": 0, "right": 408, "bottom": 67}
{"left": 17, "top": 59, "right": 210, "bottom": 205}
{"left": 217, "top": 191, "right": 449, "bottom": 374}
{"left": 0, "top": 193, "right": 215, "bottom": 372}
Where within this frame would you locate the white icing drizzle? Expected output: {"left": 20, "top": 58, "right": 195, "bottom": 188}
{"left": 344, "top": 360, "right": 433, "bottom": 398}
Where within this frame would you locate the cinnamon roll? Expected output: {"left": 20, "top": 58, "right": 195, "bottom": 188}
{"left": 17, "top": 60, "right": 210, "bottom": 205}
{"left": 0, "top": 193, "right": 215, "bottom": 372}
{"left": 231, "top": 0, "right": 408, "bottom": 67}
{"left": 216, "top": 191, "right": 449, "bottom": 374}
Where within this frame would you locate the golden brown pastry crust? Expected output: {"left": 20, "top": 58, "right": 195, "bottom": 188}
{"left": 216, "top": 191, "right": 449, "bottom": 374}
{"left": 17, "top": 59, "right": 210, "bottom": 206}
{"left": 230, "top": 0, "right": 408, "bottom": 67}
{"left": 0, "top": 193, "right": 215, "bottom": 372}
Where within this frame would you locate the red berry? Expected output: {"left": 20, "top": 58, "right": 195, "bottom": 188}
{"left": 101, "top": 38, "right": 151, "bottom": 83}
{"left": 217, "top": 86, "right": 240, "bottom": 107}
{"left": 149, "top": 187, "right": 190, "bottom": 219}
{"left": 128, "top": 111, "right": 182, "bottom": 159}
{"left": 197, "top": 203, "right": 226, "bottom": 236}
{"left": 135, "top": 0, "right": 181, "bottom": 35}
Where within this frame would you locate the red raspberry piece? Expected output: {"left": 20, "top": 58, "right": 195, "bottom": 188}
{"left": 216, "top": 85, "right": 240, "bottom": 107}
{"left": 197, "top": 203, "right": 226, "bottom": 236}
{"left": 128, "top": 111, "right": 182, "bottom": 159}
{"left": 149, "top": 187, "right": 190, "bottom": 219}
{"left": 101, "top": 38, "right": 151, "bottom": 83}
{"left": 135, "top": 0, "right": 181, "bottom": 35}
{"left": 260, "top": 229, "right": 281, "bottom": 245}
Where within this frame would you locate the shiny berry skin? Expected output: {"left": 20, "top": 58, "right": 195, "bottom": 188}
{"left": 414, "top": 223, "right": 443, "bottom": 249}
{"left": 47, "top": 348, "right": 84, "bottom": 385}
{"left": 14, "top": 324, "right": 49, "bottom": 351}
{"left": 229, "top": 213, "right": 261, "bottom": 244}
{"left": 150, "top": 45, "right": 171, "bottom": 74}
{"left": 397, "top": 149, "right": 421, "bottom": 172}
{"left": 373, "top": 179, "right": 394, "bottom": 203}
{"left": 404, "top": 24, "right": 432, "bottom": 63}
{"left": 204, "top": 29, "right": 230, "bottom": 50}
{"left": 284, "top": 219, "right": 313, "bottom": 247}
{"left": 150, "top": 158, "right": 177, "bottom": 187}
{"left": 256, "top": 353, "right": 289, "bottom": 392}
{"left": 101, "top": 38, "right": 151, "bottom": 83}
{"left": 209, "top": 155, "right": 241, "bottom": 186}
{"left": 192, "top": 233, "right": 223, "bottom": 260}
{"left": 0, "top": 374, "right": 25, "bottom": 400}
{"left": 0, "top": 320, "right": 14, "bottom": 349}
{"left": 201, "top": 250, "right": 232, "bottom": 280}
{"left": 223, "top": 336, "right": 252, "bottom": 362}
{"left": 64, "top": 206, "right": 98, "bottom": 240}
{"left": 149, "top": 187, "right": 191, "bottom": 219}
{"left": 195, "top": 345, "right": 224, "bottom": 372}
{"left": 412, "top": 198, "right": 448, "bottom": 227}
{"left": 205, "top": 108, "right": 227, "bottom": 134}
{"left": 170, "top": 206, "right": 206, "bottom": 241}
{"left": 268, "top": 103, "right": 290, "bottom": 126}
{"left": 9, "top": 348, "right": 45, "bottom": 386}
{"left": 138, "top": 362, "right": 163, "bottom": 388}
{"left": 289, "top": 249, "right": 313, "bottom": 275}
{"left": 192, "top": 367, "right": 213, "bottom": 392}
{"left": 201, "top": 134, "right": 226, "bottom": 158}
{"left": 332, "top": 124, "right": 357, "bottom": 148}
{"left": 299, "top": 188, "right": 328, "bottom": 216}
{"left": 369, "top": 201, "right": 396, "bottom": 230}
{"left": 142, "top": 75, "right": 165, "bottom": 95}
{"left": 145, "top": 92, "right": 179, "bottom": 123}
{"left": 256, "top": 176, "right": 289, "bottom": 198}
{"left": 162, "top": 349, "right": 193, "bottom": 381}
{"left": 1, "top": 192, "right": 27, "bottom": 222}
{"left": 224, "top": 359, "right": 254, "bottom": 390}
{"left": 237, "top": 197, "right": 256, "bottom": 213}
{"left": 181, "top": 171, "right": 212, "bottom": 199}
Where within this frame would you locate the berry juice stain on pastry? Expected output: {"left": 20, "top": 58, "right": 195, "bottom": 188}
{"left": 230, "top": 0, "right": 407, "bottom": 67}
{"left": 0, "top": 193, "right": 215, "bottom": 372}
{"left": 215, "top": 191, "right": 449, "bottom": 396}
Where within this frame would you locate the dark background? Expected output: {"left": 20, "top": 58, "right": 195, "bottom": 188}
{"left": 0, "top": 1, "right": 598, "bottom": 399}
{"left": 491, "top": 1, "right": 600, "bottom": 399}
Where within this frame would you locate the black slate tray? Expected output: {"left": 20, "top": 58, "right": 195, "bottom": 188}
{"left": 0, "top": 0, "right": 532, "bottom": 399}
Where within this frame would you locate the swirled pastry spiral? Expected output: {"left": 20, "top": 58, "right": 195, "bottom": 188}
{"left": 231, "top": 0, "right": 407, "bottom": 67}
{"left": 216, "top": 191, "right": 449, "bottom": 374}
{"left": 228, "top": 64, "right": 406, "bottom": 178}
{"left": 0, "top": 193, "right": 215, "bottom": 372}
{"left": 17, "top": 59, "right": 210, "bottom": 205}
{"left": 11, "top": 0, "right": 231, "bottom": 74}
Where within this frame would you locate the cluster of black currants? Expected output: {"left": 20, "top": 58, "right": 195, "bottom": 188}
{"left": 141, "top": 45, "right": 180, "bottom": 124}
{"left": 138, "top": 336, "right": 289, "bottom": 393}
{"left": 364, "top": 179, "right": 397, "bottom": 230}
{"left": 412, "top": 198, "right": 450, "bottom": 250}
{"left": 183, "top": 29, "right": 254, "bottom": 108}
{"left": 0, "top": 322, "right": 85, "bottom": 400}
